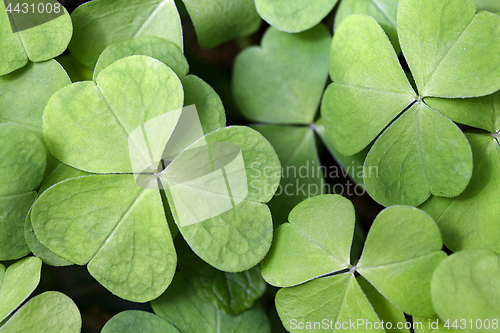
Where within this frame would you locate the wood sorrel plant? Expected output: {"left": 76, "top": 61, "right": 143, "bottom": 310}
{"left": 1, "top": 0, "right": 500, "bottom": 332}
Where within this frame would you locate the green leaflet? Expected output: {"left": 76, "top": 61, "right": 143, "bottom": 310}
{"left": 101, "top": 311, "right": 179, "bottom": 333}
{"left": 261, "top": 195, "right": 354, "bottom": 287}
{"left": 398, "top": 0, "right": 500, "bottom": 97}
{"left": 43, "top": 55, "right": 184, "bottom": 173}
{"left": 431, "top": 250, "right": 500, "bottom": 327}
{"left": 181, "top": 0, "right": 261, "bottom": 48}
{"left": 421, "top": 133, "right": 500, "bottom": 253}
{"left": 334, "top": 0, "right": 400, "bottom": 54}
{"left": 425, "top": 91, "right": 500, "bottom": 133}
{"left": 94, "top": 37, "right": 189, "bottom": 80}
{"left": 363, "top": 102, "right": 473, "bottom": 207}
{"left": 0, "top": 257, "right": 41, "bottom": 322}
{"left": 276, "top": 274, "right": 383, "bottom": 332}
{"left": 31, "top": 175, "right": 177, "bottom": 302}
{"left": 322, "top": 14, "right": 415, "bottom": 156}
{"left": 0, "top": 123, "right": 46, "bottom": 260}
{"left": 0, "top": 291, "right": 81, "bottom": 333}
{"left": 357, "top": 206, "right": 446, "bottom": 316}
{"left": 0, "top": 60, "right": 71, "bottom": 138}
{"left": 152, "top": 268, "right": 271, "bottom": 333}
{"left": 253, "top": 125, "right": 324, "bottom": 225}
{"left": 254, "top": 0, "right": 338, "bottom": 33}
{"left": 264, "top": 195, "right": 446, "bottom": 326}
{"left": 0, "top": 1, "right": 72, "bottom": 75}
{"left": 69, "top": 0, "right": 183, "bottom": 68}
{"left": 233, "top": 25, "right": 330, "bottom": 124}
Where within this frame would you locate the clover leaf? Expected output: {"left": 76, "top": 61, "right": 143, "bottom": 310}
{"left": 320, "top": 0, "right": 500, "bottom": 206}
{"left": 431, "top": 249, "right": 500, "bottom": 328}
{"left": 335, "top": 0, "right": 400, "bottom": 54}
{"left": 0, "top": 0, "right": 72, "bottom": 76}
{"left": 69, "top": 0, "right": 183, "bottom": 68}
{"left": 476, "top": 0, "right": 500, "bottom": 12}
{"left": 0, "top": 257, "right": 81, "bottom": 332}
{"left": 0, "top": 123, "right": 46, "bottom": 260}
{"left": 261, "top": 195, "right": 446, "bottom": 330}
{"left": 181, "top": 0, "right": 261, "bottom": 49}
{"left": 233, "top": 25, "right": 330, "bottom": 223}
{"left": 101, "top": 310, "right": 179, "bottom": 333}
{"left": 254, "top": 0, "right": 338, "bottom": 33}
{"left": 31, "top": 55, "right": 280, "bottom": 302}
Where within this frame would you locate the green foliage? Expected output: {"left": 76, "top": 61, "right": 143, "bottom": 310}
{"left": 0, "top": 257, "right": 81, "bottom": 332}
{"left": 181, "top": 0, "right": 261, "bottom": 48}
{"left": 321, "top": 0, "right": 500, "bottom": 207}
{"left": 262, "top": 195, "right": 446, "bottom": 331}
{"left": 255, "top": 0, "right": 338, "bottom": 33}
{"left": 0, "top": 1, "right": 72, "bottom": 75}
{"left": 101, "top": 311, "right": 179, "bottom": 333}
{"left": 431, "top": 250, "right": 500, "bottom": 329}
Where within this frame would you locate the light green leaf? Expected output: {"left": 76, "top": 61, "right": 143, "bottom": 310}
{"left": 253, "top": 125, "right": 324, "bottom": 225}
{"left": 43, "top": 55, "right": 184, "bottom": 173}
{"left": 182, "top": 75, "right": 226, "bottom": 135}
{"left": 94, "top": 37, "right": 189, "bottom": 80}
{"left": 276, "top": 274, "right": 383, "bottom": 332}
{"left": 38, "top": 163, "right": 91, "bottom": 194}
{"left": 101, "top": 311, "right": 179, "bottom": 333}
{"left": 321, "top": 14, "right": 415, "bottom": 156}
{"left": 24, "top": 211, "right": 72, "bottom": 267}
{"left": 357, "top": 276, "right": 410, "bottom": 333}
{"left": 314, "top": 118, "right": 368, "bottom": 186}
{"left": 476, "top": 0, "right": 500, "bottom": 12}
{"left": 233, "top": 25, "right": 330, "bottom": 124}
{"left": 425, "top": 91, "right": 500, "bottom": 133}
{"left": 0, "top": 60, "right": 71, "bottom": 137}
{"left": 357, "top": 206, "right": 446, "bottom": 316}
{"left": 162, "top": 126, "right": 280, "bottom": 272}
{"left": 0, "top": 1, "right": 72, "bottom": 75}
{"left": 261, "top": 195, "right": 354, "bottom": 287}
{"left": 334, "top": 0, "right": 400, "bottom": 54}
{"left": 363, "top": 102, "right": 473, "bottom": 207}
{"left": 255, "top": 0, "right": 338, "bottom": 33}
{"left": 431, "top": 249, "right": 500, "bottom": 326}
{"left": 31, "top": 175, "right": 177, "bottom": 302}
{"left": 152, "top": 270, "right": 271, "bottom": 333}
{"left": 0, "top": 124, "right": 46, "bottom": 260}
{"left": 0, "top": 291, "right": 81, "bottom": 333}
{"left": 420, "top": 133, "right": 500, "bottom": 253}
{"left": 181, "top": 0, "right": 261, "bottom": 48}
{"left": 398, "top": 0, "right": 500, "bottom": 97}
{"left": 69, "top": 0, "right": 183, "bottom": 68}
{"left": 0, "top": 257, "right": 41, "bottom": 323}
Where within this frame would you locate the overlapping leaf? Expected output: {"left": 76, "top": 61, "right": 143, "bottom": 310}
{"left": 101, "top": 311, "right": 179, "bottom": 333}
{"left": 431, "top": 250, "right": 500, "bottom": 328}
{"left": 0, "top": 0, "right": 72, "bottom": 75}
{"left": 334, "top": 0, "right": 400, "bottom": 53}
{"left": 262, "top": 195, "right": 446, "bottom": 329}
{"left": 254, "top": 0, "right": 338, "bottom": 33}
{"left": 181, "top": 0, "right": 261, "bottom": 48}
{"left": 69, "top": 0, "right": 183, "bottom": 68}
{"left": 0, "top": 123, "right": 46, "bottom": 260}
